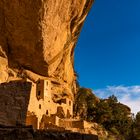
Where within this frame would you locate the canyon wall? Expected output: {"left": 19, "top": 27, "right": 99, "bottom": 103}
{"left": 0, "top": 0, "right": 94, "bottom": 98}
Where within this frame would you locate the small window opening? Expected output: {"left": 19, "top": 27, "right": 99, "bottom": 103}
{"left": 46, "top": 81, "right": 48, "bottom": 86}
{"left": 39, "top": 104, "right": 41, "bottom": 109}
{"left": 38, "top": 91, "right": 41, "bottom": 96}
{"left": 46, "top": 110, "right": 48, "bottom": 115}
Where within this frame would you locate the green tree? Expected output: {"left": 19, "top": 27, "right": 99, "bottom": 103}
{"left": 74, "top": 87, "right": 99, "bottom": 120}
{"left": 95, "top": 99, "right": 112, "bottom": 125}
{"left": 74, "top": 91, "right": 134, "bottom": 139}
{"left": 108, "top": 94, "right": 118, "bottom": 104}
{"left": 133, "top": 112, "right": 140, "bottom": 140}
{"left": 94, "top": 95, "right": 133, "bottom": 139}
{"left": 112, "top": 103, "right": 132, "bottom": 138}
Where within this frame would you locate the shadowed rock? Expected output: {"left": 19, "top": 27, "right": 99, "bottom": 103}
{"left": 0, "top": 0, "right": 94, "bottom": 100}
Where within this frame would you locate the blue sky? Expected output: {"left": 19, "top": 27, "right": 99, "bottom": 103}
{"left": 74, "top": 0, "right": 140, "bottom": 114}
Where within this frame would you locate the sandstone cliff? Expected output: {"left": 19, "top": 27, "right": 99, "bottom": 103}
{"left": 0, "top": 0, "right": 94, "bottom": 98}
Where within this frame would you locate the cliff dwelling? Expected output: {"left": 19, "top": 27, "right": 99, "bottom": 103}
{"left": 0, "top": 79, "right": 96, "bottom": 133}
{"left": 0, "top": 0, "right": 95, "bottom": 135}
{"left": 27, "top": 79, "right": 73, "bottom": 129}
{"left": 0, "top": 79, "right": 74, "bottom": 129}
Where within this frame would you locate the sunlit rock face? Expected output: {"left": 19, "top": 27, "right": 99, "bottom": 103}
{"left": 0, "top": 0, "right": 94, "bottom": 96}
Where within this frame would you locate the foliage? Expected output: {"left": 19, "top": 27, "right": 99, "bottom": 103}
{"left": 74, "top": 87, "right": 140, "bottom": 139}
{"left": 132, "top": 112, "right": 140, "bottom": 140}
{"left": 74, "top": 87, "right": 99, "bottom": 120}
{"left": 94, "top": 95, "right": 133, "bottom": 139}
{"left": 109, "top": 127, "right": 119, "bottom": 135}
{"left": 73, "top": 88, "right": 136, "bottom": 139}
{"left": 95, "top": 99, "right": 112, "bottom": 124}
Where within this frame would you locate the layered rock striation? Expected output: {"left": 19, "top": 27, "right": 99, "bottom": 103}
{"left": 0, "top": 0, "right": 94, "bottom": 97}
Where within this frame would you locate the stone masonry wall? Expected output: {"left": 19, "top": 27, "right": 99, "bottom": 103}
{"left": 0, "top": 81, "right": 32, "bottom": 126}
{"left": 59, "top": 119, "right": 84, "bottom": 129}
